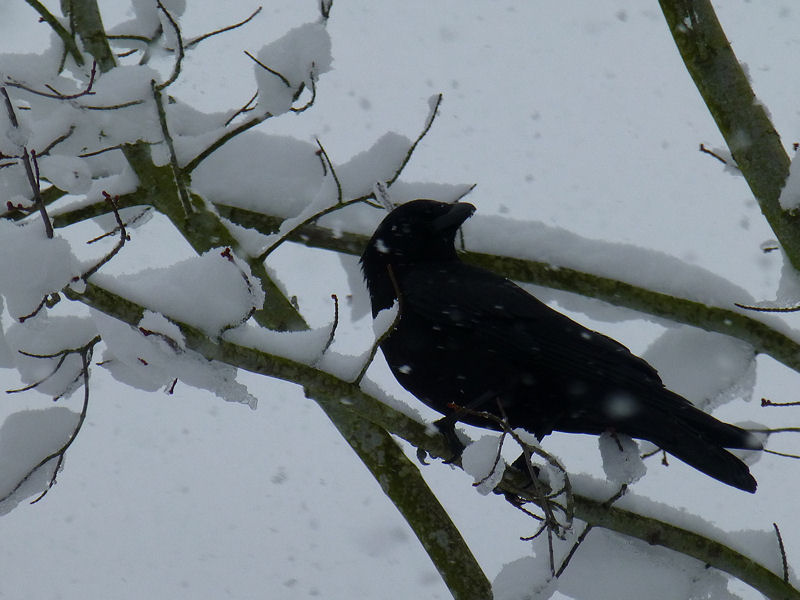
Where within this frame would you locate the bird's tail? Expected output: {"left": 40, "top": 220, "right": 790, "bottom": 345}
{"left": 641, "top": 390, "right": 761, "bottom": 493}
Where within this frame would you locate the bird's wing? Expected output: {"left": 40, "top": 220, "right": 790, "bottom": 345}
{"left": 399, "top": 261, "right": 664, "bottom": 390}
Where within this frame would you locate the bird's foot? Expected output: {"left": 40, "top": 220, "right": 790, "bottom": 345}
{"left": 433, "top": 416, "right": 466, "bottom": 463}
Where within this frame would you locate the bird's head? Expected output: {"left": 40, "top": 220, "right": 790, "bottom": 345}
{"left": 361, "top": 199, "right": 475, "bottom": 312}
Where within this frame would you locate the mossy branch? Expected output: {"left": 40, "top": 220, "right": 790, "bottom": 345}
{"left": 318, "top": 399, "right": 493, "bottom": 600}
{"left": 24, "top": 0, "right": 84, "bottom": 67}
{"left": 658, "top": 0, "right": 800, "bottom": 270}
{"left": 69, "top": 0, "right": 115, "bottom": 72}
{"left": 53, "top": 197, "right": 800, "bottom": 373}
{"left": 214, "top": 204, "right": 800, "bottom": 375}
{"left": 63, "top": 280, "right": 799, "bottom": 599}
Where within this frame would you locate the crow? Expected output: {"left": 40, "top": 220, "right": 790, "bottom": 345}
{"left": 360, "top": 199, "right": 761, "bottom": 492}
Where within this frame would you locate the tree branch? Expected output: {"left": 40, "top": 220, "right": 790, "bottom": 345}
{"left": 69, "top": 0, "right": 116, "bottom": 72}
{"left": 658, "top": 0, "right": 800, "bottom": 270}
{"left": 24, "top": 0, "right": 84, "bottom": 67}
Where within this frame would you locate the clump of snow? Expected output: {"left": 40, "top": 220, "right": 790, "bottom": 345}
{"left": 553, "top": 524, "right": 742, "bottom": 600}
{"left": 316, "top": 346, "right": 374, "bottom": 382}
{"left": 253, "top": 22, "right": 332, "bottom": 116}
{"left": 598, "top": 431, "right": 646, "bottom": 486}
{"left": 191, "top": 132, "right": 323, "bottom": 216}
{"left": 492, "top": 556, "right": 556, "bottom": 600}
{"left": 91, "top": 248, "right": 264, "bottom": 336}
{"left": 643, "top": 326, "right": 756, "bottom": 412}
{"left": 5, "top": 316, "right": 97, "bottom": 398}
{"left": 87, "top": 65, "right": 159, "bottom": 107}
{"left": 93, "top": 310, "right": 257, "bottom": 408}
{"left": 333, "top": 132, "right": 414, "bottom": 200}
{"left": 0, "top": 220, "right": 81, "bottom": 319}
{"left": 223, "top": 321, "right": 333, "bottom": 366}
{"left": 372, "top": 302, "right": 399, "bottom": 339}
{"left": 0, "top": 407, "right": 80, "bottom": 515}
{"left": 462, "top": 434, "right": 506, "bottom": 495}
{"left": 570, "top": 471, "right": 790, "bottom": 580}
{"left": 38, "top": 154, "right": 92, "bottom": 194}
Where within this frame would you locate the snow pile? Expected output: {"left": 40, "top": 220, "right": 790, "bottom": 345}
{"left": 0, "top": 407, "right": 80, "bottom": 515}
{"left": 461, "top": 434, "right": 506, "bottom": 495}
{"left": 598, "top": 431, "right": 646, "bottom": 486}
{"left": 92, "top": 248, "right": 264, "bottom": 336}
{"left": 4, "top": 316, "right": 97, "bottom": 398}
{"left": 253, "top": 22, "right": 332, "bottom": 116}
{"left": 493, "top": 556, "right": 556, "bottom": 600}
{"left": 94, "top": 310, "right": 257, "bottom": 408}
{"left": 643, "top": 326, "right": 756, "bottom": 412}
{"left": 0, "top": 220, "right": 80, "bottom": 319}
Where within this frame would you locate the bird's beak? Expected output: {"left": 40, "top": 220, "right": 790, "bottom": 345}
{"left": 432, "top": 202, "right": 476, "bottom": 232}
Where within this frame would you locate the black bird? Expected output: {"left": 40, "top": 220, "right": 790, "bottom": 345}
{"left": 361, "top": 199, "right": 761, "bottom": 492}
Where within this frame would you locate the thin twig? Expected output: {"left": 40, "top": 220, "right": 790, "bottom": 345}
{"left": 0, "top": 336, "right": 99, "bottom": 506}
{"left": 224, "top": 89, "right": 258, "bottom": 126}
{"left": 290, "top": 64, "right": 317, "bottom": 113}
{"left": 37, "top": 126, "right": 76, "bottom": 157}
{"left": 316, "top": 138, "right": 342, "bottom": 203}
{"left": 699, "top": 143, "right": 729, "bottom": 165}
{"left": 318, "top": 294, "right": 339, "bottom": 358}
{"left": 155, "top": 1, "right": 184, "bottom": 90}
{"left": 79, "top": 192, "right": 130, "bottom": 280}
{"left": 735, "top": 301, "right": 800, "bottom": 313}
{"left": 80, "top": 99, "right": 144, "bottom": 110}
{"left": 554, "top": 523, "right": 593, "bottom": 578}
{"left": 182, "top": 111, "right": 273, "bottom": 173}
{"left": 386, "top": 93, "right": 442, "bottom": 187}
{"left": 186, "top": 6, "right": 263, "bottom": 49}
{"left": 761, "top": 397, "right": 800, "bottom": 407}
{"left": 773, "top": 523, "right": 789, "bottom": 583}
{"left": 472, "top": 429, "right": 507, "bottom": 489}
{"left": 78, "top": 144, "right": 125, "bottom": 158}
{"left": 256, "top": 195, "right": 369, "bottom": 262}
{"left": 764, "top": 448, "right": 800, "bottom": 460}
{"left": 31, "top": 342, "right": 95, "bottom": 503}
{"left": 1, "top": 87, "right": 53, "bottom": 238}
{"left": 6, "top": 353, "right": 69, "bottom": 394}
{"left": 244, "top": 50, "right": 291, "bottom": 87}
{"left": 17, "top": 295, "right": 52, "bottom": 323}
{"left": 4, "top": 61, "right": 96, "bottom": 100}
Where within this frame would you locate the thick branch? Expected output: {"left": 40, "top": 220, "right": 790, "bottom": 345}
{"left": 56, "top": 198, "right": 800, "bottom": 373}
{"left": 213, "top": 204, "right": 800, "bottom": 375}
{"left": 659, "top": 0, "right": 800, "bottom": 270}
{"left": 24, "top": 0, "right": 84, "bottom": 66}
{"left": 69, "top": 0, "right": 116, "bottom": 72}
{"left": 319, "top": 399, "right": 492, "bottom": 600}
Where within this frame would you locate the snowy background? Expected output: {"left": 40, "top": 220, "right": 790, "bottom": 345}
{"left": 2, "top": 1, "right": 800, "bottom": 598}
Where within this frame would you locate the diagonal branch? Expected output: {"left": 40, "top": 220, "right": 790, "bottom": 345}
{"left": 659, "top": 0, "right": 800, "bottom": 270}
{"left": 24, "top": 0, "right": 84, "bottom": 66}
